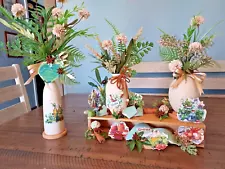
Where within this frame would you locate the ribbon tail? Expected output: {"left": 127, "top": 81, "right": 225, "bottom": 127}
{"left": 194, "top": 78, "right": 204, "bottom": 95}
{"left": 24, "top": 73, "right": 37, "bottom": 85}
{"left": 24, "top": 62, "right": 42, "bottom": 85}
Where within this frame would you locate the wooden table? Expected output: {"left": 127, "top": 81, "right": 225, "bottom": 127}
{"left": 0, "top": 94, "right": 224, "bottom": 169}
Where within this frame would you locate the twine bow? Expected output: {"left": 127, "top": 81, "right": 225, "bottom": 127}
{"left": 110, "top": 67, "right": 130, "bottom": 91}
{"left": 24, "top": 62, "right": 42, "bottom": 85}
{"left": 171, "top": 69, "right": 206, "bottom": 95}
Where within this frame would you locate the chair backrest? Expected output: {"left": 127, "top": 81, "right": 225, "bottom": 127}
{"left": 128, "top": 60, "right": 225, "bottom": 97}
{"left": 0, "top": 64, "right": 31, "bottom": 124}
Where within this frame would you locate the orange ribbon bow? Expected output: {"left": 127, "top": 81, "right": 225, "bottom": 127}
{"left": 171, "top": 69, "right": 206, "bottom": 95}
{"left": 110, "top": 67, "right": 131, "bottom": 91}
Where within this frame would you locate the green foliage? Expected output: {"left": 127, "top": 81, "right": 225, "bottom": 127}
{"left": 112, "top": 112, "right": 122, "bottom": 119}
{"left": 181, "top": 145, "right": 197, "bottom": 156}
{"left": 126, "top": 132, "right": 145, "bottom": 152}
{"left": 105, "top": 19, "right": 120, "bottom": 35}
{"left": 95, "top": 69, "right": 102, "bottom": 84}
{"left": 159, "top": 47, "right": 179, "bottom": 61}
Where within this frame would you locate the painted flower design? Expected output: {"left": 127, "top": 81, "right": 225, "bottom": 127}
{"left": 190, "top": 16, "right": 205, "bottom": 27}
{"left": 168, "top": 60, "right": 183, "bottom": 72}
{"left": 52, "top": 24, "right": 65, "bottom": 38}
{"left": 155, "top": 144, "right": 167, "bottom": 150}
{"left": 52, "top": 8, "right": 63, "bottom": 18}
{"left": 78, "top": 9, "right": 90, "bottom": 20}
{"left": 116, "top": 33, "right": 128, "bottom": 44}
{"left": 108, "top": 122, "right": 129, "bottom": 140}
{"left": 102, "top": 40, "right": 113, "bottom": 50}
{"left": 11, "top": 3, "right": 26, "bottom": 17}
{"left": 189, "top": 42, "right": 203, "bottom": 52}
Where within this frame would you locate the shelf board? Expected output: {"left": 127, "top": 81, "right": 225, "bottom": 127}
{"left": 88, "top": 114, "right": 206, "bottom": 129}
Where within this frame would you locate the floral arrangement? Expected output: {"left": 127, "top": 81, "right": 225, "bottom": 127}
{"left": 128, "top": 92, "right": 144, "bottom": 108}
{"left": 86, "top": 19, "right": 153, "bottom": 75}
{"left": 159, "top": 14, "right": 221, "bottom": 91}
{"left": 178, "top": 98, "right": 207, "bottom": 122}
{"left": 153, "top": 98, "right": 173, "bottom": 120}
{"left": 87, "top": 69, "right": 109, "bottom": 116}
{"left": 88, "top": 69, "right": 108, "bottom": 107}
{"left": 0, "top": 1, "right": 93, "bottom": 84}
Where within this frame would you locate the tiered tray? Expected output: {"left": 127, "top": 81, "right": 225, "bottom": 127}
{"left": 88, "top": 112, "right": 206, "bottom": 148}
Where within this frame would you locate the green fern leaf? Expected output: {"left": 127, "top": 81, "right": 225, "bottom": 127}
{"left": 105, "top": 19, "right": 120, "bottom": 35}
{"left": 159, "top": 47, "right": 179, "bottom": 61}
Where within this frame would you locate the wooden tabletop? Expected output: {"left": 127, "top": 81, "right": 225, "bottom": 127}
{"left": 0, "top": 94, "right": 224, "bottom": 169}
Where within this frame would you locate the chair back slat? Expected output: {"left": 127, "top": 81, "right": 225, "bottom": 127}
{"left": 0, "top": 66, "right": 17, "bottom": 82}
{"left": 13, "top": 64, "right": 31, "bottom": 112}
{"left": 0, "top": 84, "right": 22, "bottom": 104}
{"left": 130, "top": 60, "right": 225, "bottom": 96}
{"left": 0, "top": 102, "right": 26, "bottom": 124}
{"left": 0, "top": 64, "right": 31, "bottom": 125}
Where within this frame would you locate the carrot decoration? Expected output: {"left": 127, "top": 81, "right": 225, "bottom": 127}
{"left": 143, "top": 108, "right": 157, "bottom": 114}
{"left": 93, "top": 131, "right": 105, "bottom": 144}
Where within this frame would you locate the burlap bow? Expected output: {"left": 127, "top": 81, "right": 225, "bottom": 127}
{"left": 171, "top": 69, "right": 206, "bottom": 95}
{"left": 110, "top": 67, "right": 130, "bottom": 91}
{"left": 24, "top": 62, "right": 42, "bottom": 85}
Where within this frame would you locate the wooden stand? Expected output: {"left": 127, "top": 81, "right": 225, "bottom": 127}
{"left": 42, "top": 128, "right": 67, "bottom": 140}
{"left": 88, "top": 112, "right": 206, "bottom": 147}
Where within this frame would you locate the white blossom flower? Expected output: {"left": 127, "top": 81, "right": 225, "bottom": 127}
{"left": 159, "top": 105, "right": 169, "bottom": 114}
{"left": 78, "top": 9, "right": 90, "bottom": 20}
{"left": 91, "top": 121, "right": 101, "bottom": 129}
{"left": 116, "top": 33, "right": 128, "bottom": 44}
{"left": 190, "top": 16, "right": 204, "bottom": 27}
{"left": 52, "top": 24, "right": 65, "bottom": 38}
{"left": 11, "top": 3, "right": 25, "bottom": 17}
{"left": 189, "top": 42, "right": 203, "bottom": 52}
{"left": 102, "top": 40, "right": 113, "bottom": 50}
{"left": 52, "top": 8, "right": 63, "bottom": 18}
{"left": 168, "top": 60, "right": 183, "bottom": 72}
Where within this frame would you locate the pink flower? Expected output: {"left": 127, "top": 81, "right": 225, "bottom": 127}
{"left": 11, "top": 3, "right": 25, "bottom": 17}
{"left": 155, "top": 144, "right": 167, "bottom": 150}
{"left": 168, "top": 60, "right": 183, "bottom": 72}
{"left": 190, "top": 16, "right": 205, "bottom": 27}
{"left": 189, "top": 42, "right": 203, "bottom": 52}
{"left": 52, "top": 8, "right": 63, "bottom": 18}
{"left": 159, "top": 105, "right": 169, "bottom": 114}
{"left": 78, "top": 9, "right": 90, "bottom": 20}
{"left": 52, "top": 24, "right": 65, "bottom": 38}
{"left": 116, "top": 33, "right": 128, "bottom": 44}
{"left": 102, "top": 40, "right": 113, "bottom": 50}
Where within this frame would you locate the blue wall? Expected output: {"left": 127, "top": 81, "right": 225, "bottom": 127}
{"left": 61, "top": 0, "right": 225, "bottom": 94}
{"left": 0, "top": 0, "right": 37, "bottom": 109}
